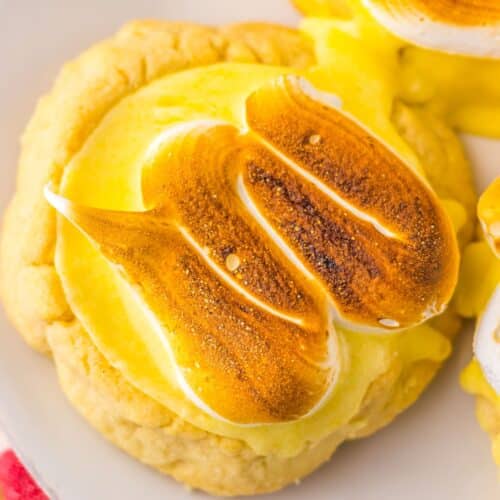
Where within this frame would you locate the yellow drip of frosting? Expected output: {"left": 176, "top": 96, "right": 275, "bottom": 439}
{"left": 300, "top": 5, "right": 500, "bottom": 137}
{"left": 50, "top": 73, "right": 459, "bottom": 425}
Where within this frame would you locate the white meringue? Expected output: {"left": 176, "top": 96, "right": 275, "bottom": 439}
{"left": 363, "top": 0, "right": 500, "bottom": 58}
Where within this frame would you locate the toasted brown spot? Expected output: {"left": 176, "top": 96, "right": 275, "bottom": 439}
{"left": 49, "top": 75, "right": 458, "bottom": 423}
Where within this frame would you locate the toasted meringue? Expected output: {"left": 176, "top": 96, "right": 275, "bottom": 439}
{"left": 362, "top": 0, "right": 500, "bottom": 58}
{"left": 47, "top": 75, "right": 458, "bottom": 424}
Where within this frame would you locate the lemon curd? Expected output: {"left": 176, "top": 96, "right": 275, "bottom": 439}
{"left": 299, "top": 1, "right": 500, "bottom": 137}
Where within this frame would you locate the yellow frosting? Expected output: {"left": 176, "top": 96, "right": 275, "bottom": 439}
{"left": 53, "top": 63, "right": 455, "bottom": 456}
{"left": 455, "top": 241, "right": 500, "bottom": 318}
{"left": 367, "top": 0, "right": 500, "bottom": 27}
{"left": 300, "top": 3, "right": 500, "bottom": 137}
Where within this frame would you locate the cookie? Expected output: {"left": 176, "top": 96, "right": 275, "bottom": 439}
{"left": 1, "top": 19, "right": 474, "bottom": 495}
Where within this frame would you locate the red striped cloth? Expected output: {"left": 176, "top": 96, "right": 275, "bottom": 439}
{"left": 0, "top": 440, "right": 48, "bottom": 500}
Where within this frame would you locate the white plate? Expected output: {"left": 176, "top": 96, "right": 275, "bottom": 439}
{"left": 0, "top": 1, "right": 499, "bottom": 499}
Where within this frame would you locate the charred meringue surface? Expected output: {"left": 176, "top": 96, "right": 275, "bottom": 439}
{"left": 362, "top": 0, "right": 500, "bottom": 57}
{"left": 47, "top": 76, "right": 458, "bottom": 424}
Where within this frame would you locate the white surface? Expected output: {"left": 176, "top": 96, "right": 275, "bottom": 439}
{"left": 0, "top": 1, "right": 499, "bottom": 499}
{"left": 0, "top": 431, "right": 8, "bottom": 452}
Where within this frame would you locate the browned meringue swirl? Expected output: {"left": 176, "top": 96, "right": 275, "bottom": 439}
{"left": 369, "top": 0, "right": 500, "bottom": 26}
{"left": 50, "top": 75, "right": 458, "bottom": 423}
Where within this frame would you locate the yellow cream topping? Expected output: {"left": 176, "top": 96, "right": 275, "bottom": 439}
{"left": 462, "top": 360, "right": 500, "bottom": 464}
{"left": 53, "top": 63, "right": 456, "bottom": 456}
{"left": 300, "top": 2, "right": 500, "bottom": 137}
